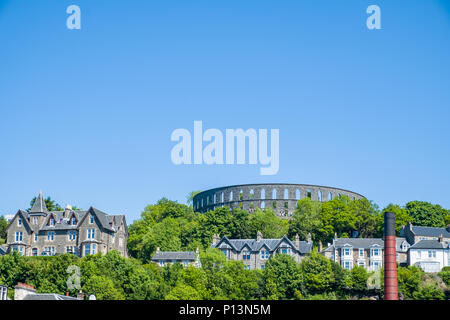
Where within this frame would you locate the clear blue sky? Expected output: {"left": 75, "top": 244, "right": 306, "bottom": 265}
{"left": 0, "top": 0, "right": 449, "bottom": 223}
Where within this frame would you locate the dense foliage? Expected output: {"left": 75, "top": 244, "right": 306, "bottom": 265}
{"left": 0, "top": 195, "right": 449, "bottom": 300}
{"left": 0, "top": 250, "right": 447, "bottom": 300}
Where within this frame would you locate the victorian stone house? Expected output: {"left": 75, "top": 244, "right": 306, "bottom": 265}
{"left": 151, "top": 247, "right": 202, "bottom": 268}
{"left": 5, "top": 192, "right": 128, "bottom": 257}
{"left": 211, "top": 232, "right": 312, "bottom": 270}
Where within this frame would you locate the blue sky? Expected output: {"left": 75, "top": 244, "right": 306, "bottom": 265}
{"left": 0, "top": 0, "right": 449, "bottom": 223}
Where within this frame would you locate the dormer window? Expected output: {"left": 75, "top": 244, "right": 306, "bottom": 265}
{"left": 33, "top": 217, "right": 38, "bottom": 225}
{"left": 49, "top": 218, "right": 55, "bottom": 226}
{"left": 71, "top": 216, "right": 77, "bottom": 226}
{"left": 17, "top": 218, "right": 22, "bottom": 226}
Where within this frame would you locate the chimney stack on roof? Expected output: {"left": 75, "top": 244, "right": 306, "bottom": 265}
{"left": 14, "top": 283, "right": 36, "bottom": 300}
{"left": 295, "top": 234, "right": 300, "bottom": 249}
{"left": 212, "top": 234, "right": 220, "bottom": 245}
{"left": 256, "top": 231, "right": 263, "bottom": 242}
{"left": 64, "top": 204, "right": 72, "bottom": 218}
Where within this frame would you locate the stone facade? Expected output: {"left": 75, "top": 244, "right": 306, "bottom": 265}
{"left": 400, "top": 222, "right": 450, "bottom": 245}
{"left": 151, "top": 247, "right": 201, "bottom": 268}
{"left": 5, "top": 192, "right": 128, "bottom": 258}
{"left": 322, "top": 238, "right": 385, "bottom": 271}
{"left": 322, "top": 236, "right": 412, "bottom": 271}
{"left": 211, "top": 232, "right": 312, "bottom": 270}
{"left": 194, "top": 183, "right": 365, "bottom": 217}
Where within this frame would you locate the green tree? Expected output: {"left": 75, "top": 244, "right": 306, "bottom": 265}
{"left": 405, "top": 201, "right": 446, "bottom": 228}
{"left": 288, "top": 198, "right": 322, "bottom": 241}
{"left": 248, "top": 208, "right": 289, "bottom": 239}
{"left": 166, "top": 283, "right": 202, "bottom": 300}
{"left": 0, "top": 216, "right": 8, "bottom": 242}
{"left": 83, "top": 275, "right": 126, "bottom": 300}
{"left": 350, "top": 266, "right": 369, "bottom": 295}
{"left": 263, "top": 254, "right": 302, "bottom": 299}
{"left": 348, "top": 199, "right": 379, "bottom": 238}
{"left": 186, "top": 191, "right": 202, "bottom": 206}
{"left": 438, "top": 267, "right": 450, "bottom": 286}
{"left": 376, "top": 204, "right": 412, "bottom": 237}
{"left": 397, "top": 266, "right": 424, "bottom": 299}
{"left": 299, "top": 252, "right": 334, "bottom": 295}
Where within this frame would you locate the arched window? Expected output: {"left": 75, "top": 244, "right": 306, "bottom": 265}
{"left": 261, "top": 201, "right": 266, "bottom": 209}
{"left": 239, "top": 190, "right": 244, "bottom": 201}
{"left": 230, "top": 191, "right": 233, "bottom": 201}
{"left": 214, "top": 194, "right": 216, "bottom": 204}
{"left": 284, "top": 189, "right": 289, "bottom": 200}
{"left": 328, "top": 192, "right": 332, "bottom": 200}
{"left": 307, "top": 189, "right": 312, "bottom": 198}
{"left": 272, "top": 189, "right": 277, "bottom": 199}
{"left": 318, "top": 190, "right": 322, "bottom": 202}
{"left": 296, "top": 189, "right": 300, "bottom": 200}
{"left": 261, "top": 189, "right": 266, "bottom": 199}
{"left": 250, "top": 189, "right": 254, "bottom": 200}
{"left": 221, "top": 192, "right": 224, "bottom": 203}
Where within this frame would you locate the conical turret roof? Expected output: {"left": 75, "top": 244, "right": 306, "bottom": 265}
{"left": 30, "top": 191, "right": 48, "bottom": 213}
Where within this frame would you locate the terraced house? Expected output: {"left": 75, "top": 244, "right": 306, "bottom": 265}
{"left": 211, "top": 232, "right": 312, "bottom": 270}
{"left": 5, "top": 192, "right": 128, "bottom": 257}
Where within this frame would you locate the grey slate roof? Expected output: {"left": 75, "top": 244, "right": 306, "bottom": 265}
{"left": 152, "top": 251, "right": 197, "bottom": 261}
{"left": 396, "top": 237, "right": 409, "bottom": 252}
{"left": 333, "top": 238, "right": 384, "bottom": 248}
{"left": 411, "top": 225, "right": 450, "bottom": 238}
{"left": 215, "top": 235, "right": 312, "bottom": 254}
{"left": 410, "top": 240, "right": 447, "bottom": 249}
{"left": 22, "top": 293, "right": 79, "bottom": 300}
{"left": 29, "top": 192, "right": 48, "bottom": 213}
{"left": 40, "top": 211, "right": 87, "bottom": 231}
{"left": 0, "top": 244, "right": 8, "bottom": 255}
{"left": 37, "top": 207, "right": 121, "bottom": 232}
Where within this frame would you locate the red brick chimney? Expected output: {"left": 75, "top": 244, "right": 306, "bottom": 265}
{"left": 384, "top": 212, "right": 398, "bottom": 300}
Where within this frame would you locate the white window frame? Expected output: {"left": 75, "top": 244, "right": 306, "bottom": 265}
{"left": 359, "top": 248, "right": 364, "bottom": 257}
{"left": 18, "top": 218, "right": 22, "bottom": 226}
{"left": 15, "top": 231, "right": 23, "bottom": 242}
{"left": 47, "top": 231, "right": 55, "bottom": 241}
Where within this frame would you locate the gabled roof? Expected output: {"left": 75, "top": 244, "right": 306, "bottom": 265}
{"left": 396, "top": 237, "right": 410, "bottom": 252}
{"left": 5, "top": 210, "right": 33, "bottom": 232}
{"left": 29, "top": 192, "right": 48, "bottom": 214}
{"left": 214, "top": 235, "right": 312, "bottom": 254}
{"left": 152, "top": 251, "right": 197, "bottom": 261}
{"left": 410, "top": 240, "right": 447, "bottom": 250}
{"left": 411, "top": 225, "right": 450, "bottom": 238}
{"left": 40, "top": 211, "right": 88, "bottom": 231}
{"left": 333, "top": 238, "right": 384, "bottom": 249}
